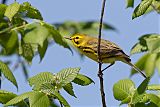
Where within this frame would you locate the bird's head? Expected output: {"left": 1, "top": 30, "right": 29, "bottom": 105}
{"left": 64, "top": 34, "right": 86, "bottom": 46}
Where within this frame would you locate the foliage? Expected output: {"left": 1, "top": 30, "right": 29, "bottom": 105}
{"left": 4, "top": 67, "right": 93, "bottom": 107}
{"left": 113, "top": 78, "right": 160, "bottom": 107}
{"left": 0, "top": 0, "right": 159, "bottom": 107}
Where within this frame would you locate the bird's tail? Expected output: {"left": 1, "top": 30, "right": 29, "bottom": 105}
{"left": 127, "top": 61, "right": 147, "bottom": 78}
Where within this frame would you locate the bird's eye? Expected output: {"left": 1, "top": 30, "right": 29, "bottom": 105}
{"left": 75, "top": 37, "right": 79, "bottom": 39}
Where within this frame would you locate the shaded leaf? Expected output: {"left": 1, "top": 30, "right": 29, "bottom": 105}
{"left": 0, "top": 60, "right": 18, "bottom": 89}
{"left": 0, "top": 90, "right": 17, "bottom": 104}
{"left": 130, "top": 42, "right": 147, "bottom": 55}
{"left": 132, "top": 92, "right": 147, "bottom": 104}
{"left": 120, "top": 96, "right": 131, "bottom": 105}
{"left": 38, "top": 39, "right": 48, "bottom": 62}
{"left": 126, "top": 0, "right": 134, "bottom": 8}
{"left": 4, "top": 2, "right": 20, "bottom": 21}
{"left": 63, "top": 83, "right": 76, "bottom": 98}
{"left": 56, "top": 67, "right": 80, "bottom": 86}
{"left": 73, "top": 74, "right": 94, "bottom": 86}
{"left": 132, "top": 0, "right": 153, "bottom": 19}
{"left": 137, "top": 77, "right": 150, "bottom": 94}
{"left": 0, "top": 4, "right": 7, "bottom": 18}
{"left": 113, "top": 79, "right": 135, "bottom": 101}
{"left": 21, "top": 42, "right": 34, "bottom": 63}
{"left": 156, "top": 54, "right": 160, "bottom": 75}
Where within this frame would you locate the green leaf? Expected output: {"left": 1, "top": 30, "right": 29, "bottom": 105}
{"left": 21, "top": 42, "right": 34, "bottom": 63}
{"left": 147, "top": 84, "right": 160, "bottom": 90}
{"left": 126, "top": 0, "right": 134, "bottom": 8}
{"left": 113, "top": 79, "right": 135, "bottom": 101}
{"left": 5, "top": 91, "right": 32, "bottom": 106}
{"left": 132, "top": 92, "right": 147, "bottom": 104}
{"left": 0, "top": 90, "right": 17, "bottom": 104}
{"left": 28, "top": 72, "right": 56, "bottom": 91}
{"left": 144, "top": 54, "right": 157, "bottom": 77}
{"left": 137, "top": 77, "right": 150, "bottom": 94}
{"left": 120, "top": 96, "right": 131, "bottom": 105}
{"left": 0, "top": 60, "right": 18, "bottom": 89}
{"left": 73, "top": 74, "right": 94, "bottom": 86}
{"left": 152, "top": 0, "right": 160, "bottom": 13}
{"left": 4, "top": 2, "right": 21, "bottom": 21}
{"left": 0, "top": 31, "right": 18, "bottom": 55}
{"left": 29, "top": 91, "right": 50, "bottom": 107}
{"left": 54, "top": 91, "right": 70, "bottom": 107}
{"left": 39, "top": 83, "right": 70, "bottom": 107}
{"left": 130, "top": 42, "right": 148, "bottom": 55}
{"left": 130, "top": 53, "right": 149, "bottom": 76}
{"left": 156, "top": 54, "right": 160, "bottom": 75}
{"left": 23, "top": 22, "right": 49, "bottom": 47}
{"left": 20, "top": 2, "right": 43, "bottom": 20}
{"left": 0, "top": 4, "right": 7, "bottom": 18}
{"left": 38, "top": 39, "right": 48, "bottom": 62}
{"left": 63, "top": 83, "right": 76, "bottom": 98}
{"left": 42, "top": 22, "right": 72, "bottom": 51}
{"left": 132, "top": 0, "right": 153, "bottom": 19}
{"left": 147, "top": 94, "right": 160, "bottom": 106}
{"left": 56, "top": 67, "right": 80, "bottom": 86}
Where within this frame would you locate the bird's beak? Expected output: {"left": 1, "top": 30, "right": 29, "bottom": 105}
{"left": 64, "top": 36, "right": 72, "bottom": 40}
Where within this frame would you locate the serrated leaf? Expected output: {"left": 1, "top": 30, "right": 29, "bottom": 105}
{"left": 29, "top": 91, "right": 50, "bottom": 107}
{"left": 63, "top": 83, "right": 76, "bottom": 98}
{"left": 20, "top": 2, "right": 43, "bottom": 20}
{"left": 137, "top": 77, "right": 150, "bottom": 94}
{"left": 113, "top": 79, "right": 135, "bottom": 101}
{"left": 28, "top": 72, "right": 56, "bottom": 91}
{"left": 73, "top": 74, "right": 94, "bottom": 86}
{"left": 0, "top": 60, "right": 18, "bottom": 89}
{"left": 23, "top": 23, "right": 49, "bottom": 47}
{"left": 144, "top": 54, "right": 157, "bottom": 77}
{"left": 130, "top": 53, "right": 149, "bottom": 76}
{"left": 132, "top": 0, "right": 153, "bottom": 19}
{"left": 147, "top": 84, "right": 160, "bottom": 90}
{"left": 0, "top": 4, "right": 7, "bottom": 18}
{"left": 126, "top": 0, "right": 134, "bottom": 8}
{"left": 4, "top": 2, "right": 20, "bottom": 21}
{"left": 56, "top": 67, "right": 80, "bottom": 86}
{"left": 0, "top": 90, "right": 17, "bottom": 104}
{"left": 5, "top": 91, "right": 32, "bottom": 106}
{"left": 38, "top": 39, "right": 48, "bottom": 62}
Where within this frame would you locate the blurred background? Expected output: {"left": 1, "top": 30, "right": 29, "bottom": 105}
{"left": 1, "top": 0, "right": 159, "bottom": 106}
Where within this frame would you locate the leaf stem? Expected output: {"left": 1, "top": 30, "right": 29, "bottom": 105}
{"left": 97, "top": 0, "right": 107, "bottom": 107}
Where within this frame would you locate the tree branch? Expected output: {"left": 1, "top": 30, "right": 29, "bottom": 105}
{"left": 97, "top": 0, "right": 107, "bottom": 107}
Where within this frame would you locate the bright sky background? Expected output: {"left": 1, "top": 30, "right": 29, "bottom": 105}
{"left": 2, "top": 0, "right": 160, "bottom": 107}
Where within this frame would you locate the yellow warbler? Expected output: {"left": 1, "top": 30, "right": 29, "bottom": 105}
{"left": 65, "top": 33, "right": 147, "bottom": 78}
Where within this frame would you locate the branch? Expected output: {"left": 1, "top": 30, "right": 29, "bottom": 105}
{"left": 97, "top": 0, "right": 107, "bottom": 107}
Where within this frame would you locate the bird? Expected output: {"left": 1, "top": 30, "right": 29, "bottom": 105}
{"left": 64, "top": 33, "right": 147, "bottom": 78}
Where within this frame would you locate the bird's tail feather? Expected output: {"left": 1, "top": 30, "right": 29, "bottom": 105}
{"left": 127, "top": 61, "right": 147, "bottom": 78}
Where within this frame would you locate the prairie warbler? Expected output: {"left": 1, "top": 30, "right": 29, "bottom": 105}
{"left": 65, "top": 34, "right": 147, "bottom": 78}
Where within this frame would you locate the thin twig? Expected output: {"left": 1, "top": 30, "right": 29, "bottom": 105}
{"left": 97, "top": 0, "right": 107, "bottom": 107}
